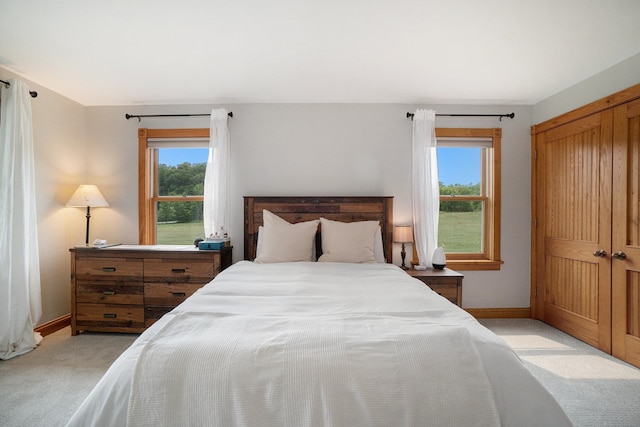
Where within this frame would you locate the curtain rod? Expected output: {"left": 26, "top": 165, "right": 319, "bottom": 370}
{"left": 0, "top": 79, "right": 38, "bottom": 98}
{"left": 125, "top": 112, "right": 233, "bottom": 122}
{"left": 406, "top": 112, "right": 514, "bottom": 121}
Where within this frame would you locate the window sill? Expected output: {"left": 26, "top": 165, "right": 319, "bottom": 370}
{"left": 445, "top": 259, "right": 503, "bottom": 271}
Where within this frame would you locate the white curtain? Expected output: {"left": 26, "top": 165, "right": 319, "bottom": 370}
{"left": 0, "top": 79, "right": 42, "bottom": 360}
{"left": 412, "top": 109, "right": 440, "bottom": 267}
{"left": 203, "top": 108, "right": 230, "bottom": 239}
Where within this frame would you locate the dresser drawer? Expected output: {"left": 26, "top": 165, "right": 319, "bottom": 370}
{"left": 75, "top": 258, "right": 143, "bottom": 281}
{"left": 145, "top": 306, "right": 174, "bottom": 327}
{"left": 144, "top": 258, "right": 215, "bottom": 282}
{"left": 76, "top": 281, "right": 143, "bottom": 304}
{"left": 75, "top": 303, "right": 145, "bottom": 329}
{"left": 406, "top": 268, "right": 463, "bottom": 306}
{"left": 144, "top": 282, "right": 203, "bottom": 306}
{"left": 426, "top": 282, "right": 458, "bottom": 301}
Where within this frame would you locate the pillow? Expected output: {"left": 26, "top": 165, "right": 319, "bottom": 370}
{"left": 256, "top": 225, "right": 264, "bottom": 256}
{"left": 257, "top": 225, "right": 318, "bottom": 261}
{"left": 373, "top": 226, "right": 385, "bottom": 263}
{"left": 318, "top": 218, "right": 379, "bottom": 263}
{"left": 254, "top": 210, "right": 319, "bottom": 263}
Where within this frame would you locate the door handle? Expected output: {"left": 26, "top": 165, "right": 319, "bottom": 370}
{"left": 612, "top": 251, "right": 627, "bottom": 260}
{"left": 593, "top": 249, "right": 607, "bottom": 257}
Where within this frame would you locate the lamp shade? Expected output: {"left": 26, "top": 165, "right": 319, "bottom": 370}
{"left": 394, "top": 225, "right": 413, "bottom": 243}
{"left": 66, "top": 185, "right": 110, "bottom": 208}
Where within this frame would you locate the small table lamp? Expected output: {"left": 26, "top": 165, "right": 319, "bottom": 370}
{"left": 394, "top": 225, "right": 414, "bottom": 270}
{"left": 66, "top": 185, "right": 110, "bottom": 246}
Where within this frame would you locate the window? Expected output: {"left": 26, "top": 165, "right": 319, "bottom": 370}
{"left": 138, "top": 128, "right": 209, "bottom": 245}
{"left": 434, "top": 128, "right": 502, "bottom": 270}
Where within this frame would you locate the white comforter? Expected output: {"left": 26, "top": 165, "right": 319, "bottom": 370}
{"left": 67, "top": 261, "right": 572, "bottom": 427}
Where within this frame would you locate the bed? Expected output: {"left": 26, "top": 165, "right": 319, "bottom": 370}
{"left": 67, "top": 196, "right": 571, "bottom": 427}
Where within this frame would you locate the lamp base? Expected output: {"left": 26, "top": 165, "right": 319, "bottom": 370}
{"left": 85, "top": 206, "right": 92, "bottom": 246}
{"left": 400, "top": 243, "right": 408, "bottom": 269}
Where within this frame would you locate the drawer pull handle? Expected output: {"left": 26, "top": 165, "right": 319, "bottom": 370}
{"left": 103, "top": 313, "right": 117, "bottom": 319}
{"left": 171, "top": 292, "right": 186, "bottom": 297}
{"left": 102, "top": 267, "right": 116, "bottom": 272}
{"left": 102, "top": 290, "right": 116, "bottom": 295}
{"left": 171, "top": 268, "right": 186, "bottom": 273}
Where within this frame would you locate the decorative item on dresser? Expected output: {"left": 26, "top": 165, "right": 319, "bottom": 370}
{"left": 69, "top": 245, "right": 232, "bottom": 335}
{"left": 406, "top": 267, "right": 463, "bottom": 306}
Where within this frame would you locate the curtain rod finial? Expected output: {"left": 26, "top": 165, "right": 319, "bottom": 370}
{"left": 125, "top": 114, "right": 141, "bottom": 122}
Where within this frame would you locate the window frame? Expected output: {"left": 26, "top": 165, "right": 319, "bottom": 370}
{"left": 416, "top": 127, "right": 502, "bottom": 271}
{"left": 138, "top": 128, "right": 209, "bottom": 244}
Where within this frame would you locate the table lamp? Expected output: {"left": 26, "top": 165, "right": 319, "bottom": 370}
{"left": 394, "top": 225, "right": 413, "bottom": 270}
{"left": 66, "top": 184, "right": 110, "bottom": 246}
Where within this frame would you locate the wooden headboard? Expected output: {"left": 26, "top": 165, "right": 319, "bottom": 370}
{"left": 244, "top": 196, "right": 394, "bottom": 262}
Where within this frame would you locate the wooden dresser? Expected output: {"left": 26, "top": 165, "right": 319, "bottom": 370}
{"left": 70, "top": 245, "right": 232, "bottom": 335}
{"left": 406, "top": 268, "right": 463, "bottom": 306}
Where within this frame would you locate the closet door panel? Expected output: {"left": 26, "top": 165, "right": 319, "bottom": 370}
{"left": 536, "top": 112, "right": 613, "bottom": 352}
{"left": 612, "top": 100, "right": 640, "bottom": 368}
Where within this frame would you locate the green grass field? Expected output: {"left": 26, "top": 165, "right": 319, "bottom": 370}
{"left": 438, "top": 210, "right": 482, "bottom": 253}
{"left": 157, "top": 220, "right": 205, "bottom": 245}
{"left": 157, "top": 211, "right": 482, "bottom": 252}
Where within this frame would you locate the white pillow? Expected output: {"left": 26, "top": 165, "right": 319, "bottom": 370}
{"left": 256, "top": 226, "right": 264, "bottom": 256}
{"left": 254, "top": 210, "right": 319, "bottom": 263}
{"left": 373, "top": 226, "right": 385, "bottom": 263}
{"left": 257, "top": 226, "right": 318, "bottom": 261}
{"left": 318, "top": 218, "right": 379, "bottom": 263}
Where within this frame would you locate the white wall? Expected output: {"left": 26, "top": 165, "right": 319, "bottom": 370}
{"left": 85, "top": 103, "right": 534, "bottom": 310}
{"left": 532, "top": 52, "right": 640, "bottom": 124}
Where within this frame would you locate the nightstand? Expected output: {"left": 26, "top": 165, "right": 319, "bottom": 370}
{"left": 406, "top": 268, "right": 463, "bottom": 306}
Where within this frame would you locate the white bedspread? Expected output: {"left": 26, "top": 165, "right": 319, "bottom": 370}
{"left": 67, "top": 261, "right": 572, "bottom": 427}
{"left": 128, "top": 313, "right": 498, "bottom": 426}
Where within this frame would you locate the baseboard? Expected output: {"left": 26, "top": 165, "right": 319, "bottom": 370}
{"left": 34, "top": 314, "right": 71, "bottom": 337}
{"left": 465, "top": 307, "right": 531, "bottom": 319}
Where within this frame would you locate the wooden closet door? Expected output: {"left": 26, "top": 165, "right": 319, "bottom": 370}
{"left": 534, "top": 111, "right": 613, "bottom": 353}
{"left": 612, "top": 99, "right": 640, "bottom": 368}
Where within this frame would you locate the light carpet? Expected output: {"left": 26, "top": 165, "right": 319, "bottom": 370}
{"left": 1, "top": 319, "right": 639, "bottom": 426}
{"left": 0, "top": 328, "right": 137, "bottom": 427}
{"left": 480, "top": 319, "right": 640, "bottom": 427}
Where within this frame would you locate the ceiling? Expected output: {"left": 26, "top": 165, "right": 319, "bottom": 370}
{"left": 2, "top": 0, "right": 640, "bottom": 107}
